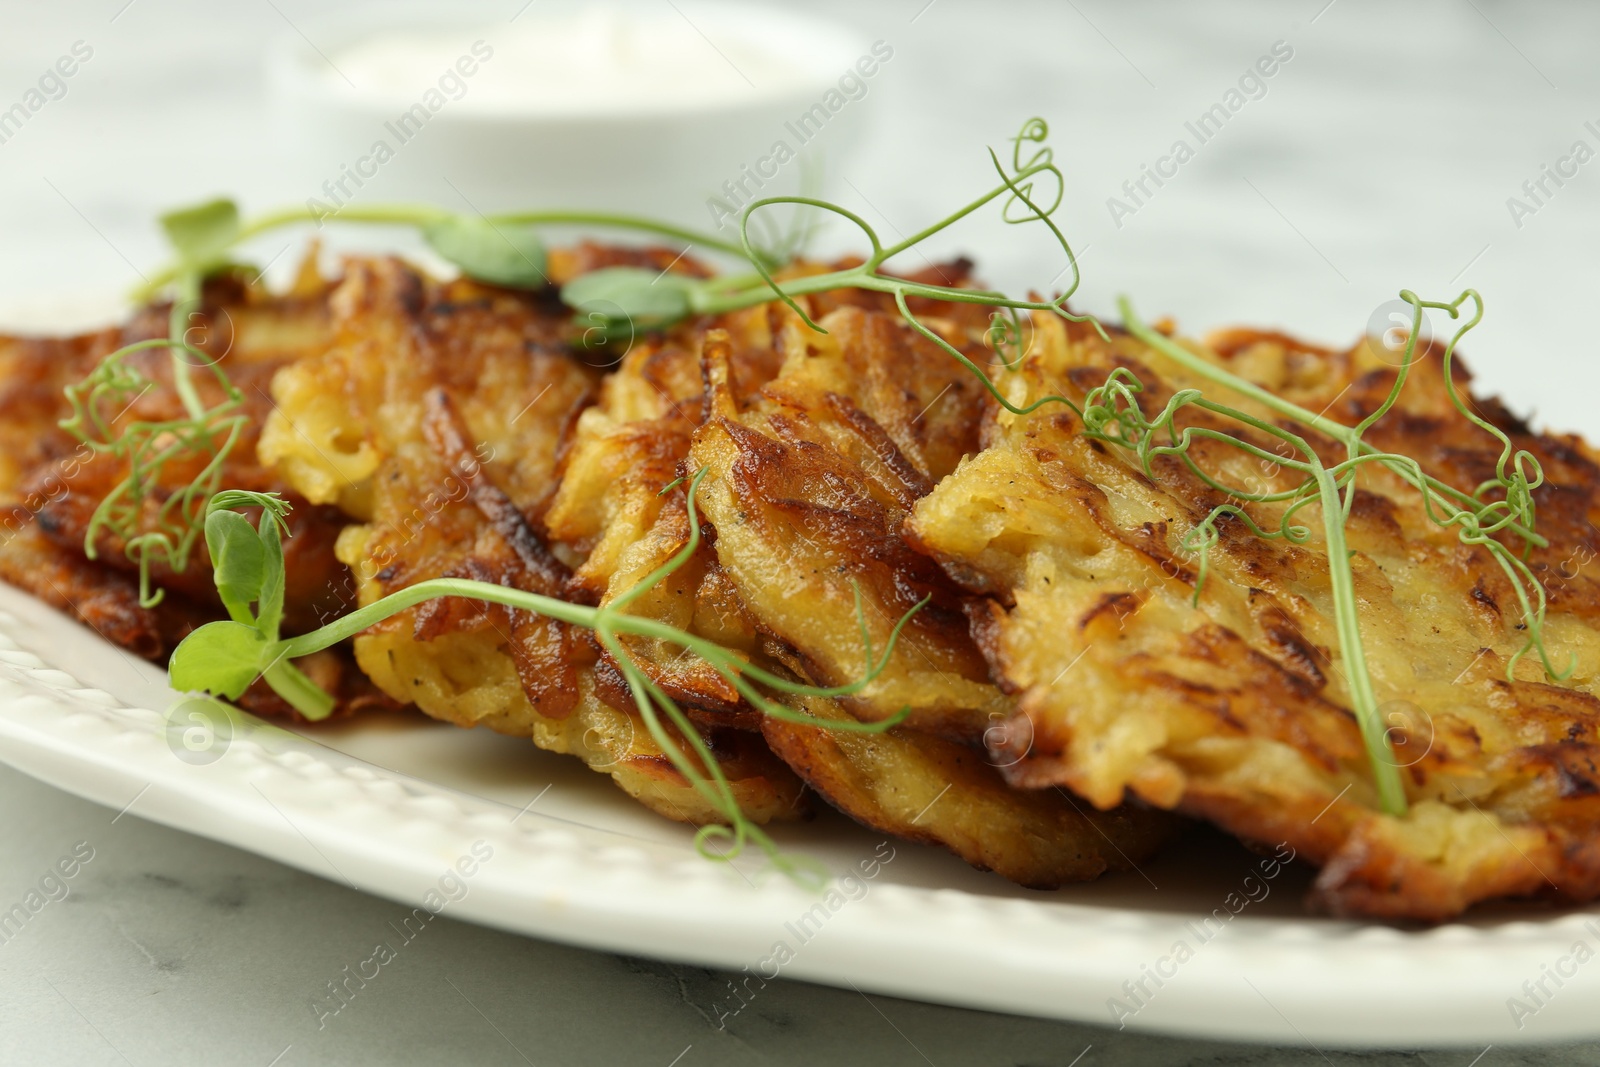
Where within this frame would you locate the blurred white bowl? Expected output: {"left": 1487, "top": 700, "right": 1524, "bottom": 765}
{"left": 268, "top": 1, "right": 876, "bottom": 233}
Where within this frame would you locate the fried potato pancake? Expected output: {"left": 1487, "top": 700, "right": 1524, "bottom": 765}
{"left": 546, "top": 303, "right": 788, "bottom": 720}
{"left": 909, "top": 310, "right": 1600, "bottom": 918}
{"left": 690, "top": 302, "right": 1004, "bottom": 737}
{"left": 267, "top": 255, "right": 806, "bottom": 824}
{"left": 681, "top": 291, "right": 1176, "bottom": 885}
{"left": 0, "top": 265, "right": 391, "bottom": 716}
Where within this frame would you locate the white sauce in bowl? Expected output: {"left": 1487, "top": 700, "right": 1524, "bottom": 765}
{"left": 329, "top": 7, "right": 816, "bottom": 115}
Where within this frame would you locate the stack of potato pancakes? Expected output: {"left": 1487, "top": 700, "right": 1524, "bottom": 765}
{"left": 5, "top": 244, "right": 1599, "bottom": 922}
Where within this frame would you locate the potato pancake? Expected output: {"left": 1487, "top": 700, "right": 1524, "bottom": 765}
{"left": 909, "top": 310, "right": 1600, "bottom": 918}
{"left": 0, "top": 263, "right": 389, "bottom": 717}
{"left": 34, "top": 236, "right": 1597, "bottom": 911}
{"left": 266, "top": 253, "right": 807, "bottom": 825}
{"left": 683, "top": 286, "right": 1177, "bottom": 885}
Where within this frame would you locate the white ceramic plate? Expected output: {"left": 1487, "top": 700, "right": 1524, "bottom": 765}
{"left": 0, "top": 581, "right": 1596, "bottom": 1048}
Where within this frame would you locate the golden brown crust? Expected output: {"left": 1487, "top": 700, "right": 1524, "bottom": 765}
{"left": 0, "top": 508, "right": 208, "bottom": 660}
{"left": 688, "top": 306, "right": 1007, "bottom": 740}
{"left": 762, "top": 685, "right": 1175, "bottom": 888}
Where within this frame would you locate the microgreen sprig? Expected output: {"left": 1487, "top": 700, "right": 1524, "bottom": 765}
{"left": 562, "top": 118, "right": 1112, "bottom": 411}
{"left": 169, "top": 469, "right": 927, "bottom": 882}
{"left": 130, "top": 202, "right": 781, "bottom": 303}
{"left": 1118, "top": 292, "right": 1568, "bottom": 683}
{"left": 58, "top": 337, "right": 247, "bottom": 606}
{"left": 57, "top": 200, "right": 257, "bottom": 606}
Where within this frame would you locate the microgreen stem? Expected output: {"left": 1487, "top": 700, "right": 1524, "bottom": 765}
{"left": 1118, "top": 297, "right": 1544, "bottom": 550}
{"left": 1312, "top": 463, "right": 1408, "bottom": 814}
{"left": 134, "top": 206, "right": 768, "bottom": 300}
{"left": 166, "top": 272, "right": 208, "bottom": 422}
{"left": 492, "top": 210, "right": 762, "bottom": 264}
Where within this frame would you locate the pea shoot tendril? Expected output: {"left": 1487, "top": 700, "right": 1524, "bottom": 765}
{"left": 59, "top": 197, "right": 254, "bottom": 606}
{"left": 59, "top": 335, "right": 247, "bottom": 606}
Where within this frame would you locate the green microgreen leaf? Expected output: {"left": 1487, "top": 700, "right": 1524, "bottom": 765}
{"left": 202, "top": 494, "right": 291, "bottom": 638}
{"left": 423, "top": 215, "right": 548, "bottom": 289}
{"left": 159, "top": 198, "right": 241, "bottom": 268}
{"left": 560, "top": 267, "right": 697, "bottom": 330}
{"left": 169, "top": 620, "right": 269, "bottom": 700}
{"left": 206, "top": 508, "right": 265, "bottom": 626}
{"left": 256, "top": 509, "right": 286, "bottom": 642}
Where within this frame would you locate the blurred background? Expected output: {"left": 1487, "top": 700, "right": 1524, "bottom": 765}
{"left": 2, "top": 1, "right": 1598, "bottom": 1063}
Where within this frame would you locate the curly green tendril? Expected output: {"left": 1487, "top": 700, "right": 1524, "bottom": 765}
{"left": 59, "top": 268, "right": 247, "bottom": 606}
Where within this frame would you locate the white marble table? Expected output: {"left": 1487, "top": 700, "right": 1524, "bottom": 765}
{"left": 3, "top": 0, "right": 1600, "bottom": 1062}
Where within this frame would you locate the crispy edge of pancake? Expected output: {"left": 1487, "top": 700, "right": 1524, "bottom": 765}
{"left": 0, "top": 509, "right": 208, "bottom": 661}
{"left": 762, "top": 682, "right": 1176, "bottom": 888}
